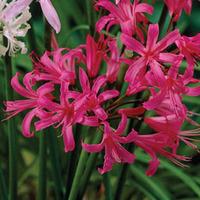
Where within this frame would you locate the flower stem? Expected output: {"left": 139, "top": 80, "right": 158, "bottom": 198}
{"left": 77, "top": 130, "right": 102, "bottom": 198}
{"left": 0, "top": 162, "right": 8, "bottom": 200}
{"left": 48, "top": 129, "right": 64, "bottom": 200}
{"left": 37, "top": 133, "right": 47, "bottom": 200}
{"left": 68, "top": 128, "right": 99, "bottom": 200}
{"left": 36, "top": 19, "right": 52, "bottom": 200}
{"left": 78, "top": 153, "right": 98, "bottom": 198}
{"left": 113, "top": 93, "right": 145, "bottom": 200}
{"left": 103, "top": 173, "right": 113, "bottom": 200}
{"left": 68, "top": 146, "right": 89, "bottom": 200}
{"left": 44, "top": 21, "right": 52, "bottom": 51}
{"left": 113, "top": 119, "right": 135, "bottom": 200}
{"left": 64, "top": 125, "right": 83, "bottom": 199}
{"left": 86, "top": 0, "right": 93, "bottom": 35}
{"left": 4, "top": 54, "right": 17, "bottom": 200}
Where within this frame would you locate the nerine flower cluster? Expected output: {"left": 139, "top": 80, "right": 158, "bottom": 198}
{"left": 5, "top": 0, "right": 200, "bottom": 175}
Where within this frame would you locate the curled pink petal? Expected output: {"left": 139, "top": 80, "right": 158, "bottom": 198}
{"left": 79, "top": 68, "right": 90, "bottom": 92}
{"left": 63, "top": 125, "right": 75, "bottom": 152}
{"left": 98, "top": 90, "right": 119, "bottom": 103}
{"left": 92, "top": 75, "right": 106, "bottom": 93}
{"left": 121, "top": 33, "right": 145, "bottom": 55}
{"left": 82, "top": 138, "right": 104, "bottom": 153}
{"left": 11, "top": 73, "right": 35, "bottom": 98}
{"left": 93, "top": 107, "right": 108, "bottom": 121}
{"left": 22, "top": 109, "right": 37, "bottom": 138}
{"left": 81, "top": 116, "right": 99, "bottom": 127}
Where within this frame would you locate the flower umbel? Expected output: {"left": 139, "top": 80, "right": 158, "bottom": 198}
{"left": 5, "top": 0, "right": 200, "bottom": 178}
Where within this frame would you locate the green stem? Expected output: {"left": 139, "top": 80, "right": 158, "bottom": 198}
{"left": 113, "top": 119, "right": 135, "bottom": 200}
{"left": 103, "top": 173, "right": 113, "bottom": 200}
{"left": 78, "top": 130, "right": 102, "bottom": 198}
{"left": 64, "top": 125, "right": 83, "bottom": 199}
{"left": 44, "top": 21, "right": 52, "bottom": 51}
{"left": 36, "top": 19, "right": 52, "bottom": 200}
{"left": 78, "top": 153, "right": 98, "bottom": 198}
{"left": 4, "top": 54, "right": 17, "bottom": 200}
{"left": 68, "top": 134, "right": 93, "bottom": 200}
{"left": 48, "top": 129, "right": 63, "bottom": 200}
{"left": 68, "top": 150, "right": 88, "bottom": 200}
{"left": 37, "top": 133, "right": 47, "bottom": 200}
{"left": 0, "top": 163, "right": 8, "bottom": 200}
{"left": 113, "top": 93, "right": 145, "bottom": 200}
{"left": 28, "top": 19, "right": 38, "bottom": 54}
{"left": 86, "top": 0, "right": 93, "bottom": 34}
{"left": 114, "top": 119, "right": 144, "bottom": 200}
{"left": 64, "top": 152, "right": 73, "bottom": 199}
{"left": 28, "top": 2, "right": 41, "bottom": 54}
{"left": 94, "top": 8, "right": 104, "bottom": 40}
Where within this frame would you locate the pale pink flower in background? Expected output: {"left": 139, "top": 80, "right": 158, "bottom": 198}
{"left": 0, "top": 0, "right": 61, "bottom": 56}
{"left": 0, "top": 0, "right": 31, "bottom": 55}
{"left": 3, "top": 0, "right": 61, "bottom": 33}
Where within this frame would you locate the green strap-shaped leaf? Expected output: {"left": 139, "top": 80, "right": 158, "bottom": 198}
{"left": 130, "top": 165, "right": 171, "bottom": 200}
{"left": 136, "top": 151, "right": 200, "bottom": 198}
{"left": 130, "top": 181, "right": 158, "bottom": 200}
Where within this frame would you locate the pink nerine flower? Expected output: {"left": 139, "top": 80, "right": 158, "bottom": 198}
{"left": 121, "top": 23, "right": 181, "bottom": 95}
{"left": 78, "top": 68, "right": 119, "bottom": 121}
{"left": 143, "top": 60, "right": 200, "bottom": 118}
{"left": 106, "top": 40, "right": 122, "bottom": 83}
{"left": 5, "top": 72, "right": 54, "bottom": 137}
{"left": 164, "top": 0, "right": 192, "bottom": 21}
{"left": 96, "top": 0, "right": 153, "bottom": 42}
{"left": 82, "top": 34, "right": 108, "bottom": 78}
{"left": 3, "top": 0, "right": 61, "bottom": 33}
{"left": 176, "top": 34, "right": 200, "bottom": 62}
{"left": 82, "top": 114, "right": 136, "bottom": 174}
{"left": 118, "top": 107, "right": 146, "bottom": 118}
{"left": 176, "top": 34, "right": 200, "bottom": 80}
{"left": 35, "top": 83, "right": 98, "bottom": 152}
{"left": 131, "top": 129, "right": 190, "bottom": 176}
{"left": 31, "top": 48, "right": 83, "bottom": 84}
{"left": 145, "top": 115, "right": 200, "bottom": 153}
